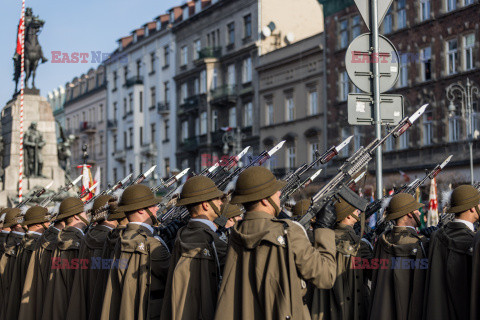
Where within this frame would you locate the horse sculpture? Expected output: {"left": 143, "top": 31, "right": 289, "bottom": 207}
{"left": 13, "top": 7, "right": 48, "bottom": 92}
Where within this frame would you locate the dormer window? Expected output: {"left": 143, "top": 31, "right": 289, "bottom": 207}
{"left": 133, "top": 33, "right": 138, "bottom": 43}
{"left": 195, "top": 0, "right": 202, "bottom": 14}
{"left": 170, "top": 11, "right": 175, "bottom": 23}
{"left": 183, "top": 7, "right": 188, "bottom": 20}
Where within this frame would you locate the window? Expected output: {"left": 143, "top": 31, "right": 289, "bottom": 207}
{"left": 182, "top": 121, "right": 188, "bottom": 140}
{"left": 285, "top": 96, "right": 295, "bottom": 121}
{"left": 183, "top": 6, "right": 189, "bottom": 20}
{"left": 194, "top": 78, "right": 199, "bottom": 95}
{"left": 150, "top": 87, "right": 156, "bottom": 108}
{"left": 99, "top": 104, "right": 103, "bottom": 122}
{"left": 399, "top": 130, "right": 409, "bottom": 149}
{"left": 420, "top": 0, "right": 431, "bottom": 21}
{"left": 423, "top": 110, "right": 433, "bottom": 145}
{"left": 266, "top": 101, "right": 274, "bottom": 125}
{"left": 195, "top": 118, "right": 200, "bottom": 136}
{"left": 136, "top": 60, "right": 142, "bottom": 77}
{"left": 113, "top": 168, "right": 117, "bottom": 182}
{"left": 164, "top": 119, "right": 169, "bottom": 141}
{"left": 242, "top": 57, "right": 252, "bottom": 83}
{"left": 181, "top": 45, "right": 188, "bottom": 66}
{"left": 113, "top": 134, "right": 117, "bottom": 152}
{"left": 128, "top": 93, "right": 133, "bottom": 112}
{"left": 195, "top": 0, "right": 202, "bottom": 13}
{"left": 464, "top": 34, "right": 475, "bottom": 71}
{"left": 465, "top": 0, "right": 474, "bottom": 5}
{"left": 339, "top": 19, "right": 349, "bottom": 48}
{"left": 200, "top": 112, "right": 207, "bottom": 134}
{"left": 164, "top": 81, "right": 170, "bottom": 104}
{"left": 397, "top": 0, "right": 406, "bottom": 29}
{"left": 472, "top": 101, "right": 480, "bottom": 136}
{"left": 385, "top": 133, "right": 395, "bottom": 151}
{"left": 227, "top": 64, "right": 236, "bottom": 86}
{"left": 309, "top": 142, "right": 319, "bottom": 164}
{"left": 447, "top": 39, "right": 458, "bottom": 75}
{"left": 449, "top": 116, "right": 461, "bottom": 141}
{"left": 139, "top": 126, "right": 143, "bottom": 145}
{"left": 339, "top": 71, "right": 349, "bottom": 101}
{"left": 200, "top": 70, "right": 207, "bottom": 93}
{"left": 151, "top": 123, "right": 156, "bottom": 143}
{"left": 421, "top": 47, "right": 432, "bottom": 81}
{"left": 399, "top": 55, "right": 408, "bottom": 87}
{"left": 139, "top": 91, "right": 143, "bottom": 113}
{"left": 128, "top": 128, "right": 133, "bottom": 148}
{"left": 150, "top": 52, "right": 155, "bottom": 73}
{"left": 181, "top": 83, "right": 188, "bottom": 102}
{"left": 309, "top": 91, "right": 318, "bottom": 115}
{"left": 123, "top": 66, "right": 128, "bottom": 84}
{"left": 351, "top": 15, "right": 361, "bottom": 39}
{"left": 287, "top": 146, "right": 296, "bottom": 170}
{"left": 123, "top": 131, "right": 127, "bottom": 149}
{"left": 227, "top": 22, "right": 235, "bottom": 45}
{"left": 244, "top": 102, "right": 253, "bottom": 126}
{"left": 164, "top": 45, "right": 170, "bottom": 67}
{"left": 243, "top": 14, "right": 252, "bottom": 38}
{"left": 212, "top": 110, "right": 218, "bottom": 131}
{"left": 113, "top": 71, "right": 117, "bottom": 90}
{"left": 123, "top": 98, "right": 127, "bottom": 115}
{"left": 194, "top": 39, "right": 201, "bottom": 60}
{"left": 229, "top": 107, "right": 237, "bottom": 127}
{"left": 384, "top": 8, "right": 393, "bottom": 34}
{"left": 446, "top": 0, "right": 456, "bottom": 12}
{"left": 212, "top": 68, "right": 218, "bottom": 89}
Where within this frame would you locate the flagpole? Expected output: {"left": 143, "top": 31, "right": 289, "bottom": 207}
{"left": 18, "top": 0, "right": 26, "bottom": 203}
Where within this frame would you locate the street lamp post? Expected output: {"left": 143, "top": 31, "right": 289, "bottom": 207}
{"left": 446, "top": 77, "right": 480, "bottom": 184}
{"left": 222, "top": 127, "right": 245, "bottom": 166}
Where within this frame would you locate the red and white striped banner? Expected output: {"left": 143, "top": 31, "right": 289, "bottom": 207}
{"left": 18, "top": 0, "right": 26, "bottom": 203}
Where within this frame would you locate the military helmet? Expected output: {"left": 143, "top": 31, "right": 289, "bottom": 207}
{"left": 0, "top": 208, "right": 9, "bottom": 228}
{"left": 385, "top": 193, "right": 424, "bottom": 221}
{"left": 292, "top": 199, "right": 311, "bottom": 217}
{"left": 22, "top": 206, "right": 50, "bottom": 226}
{"left": 56, "top": 197, "right": 86, "bottom": 221}
{"left": 221, "top": 203, "right": 244, "bottom": 219}
{"left": 176, "top": 176, "right": 224, "bottom": 206}
{"left": 334, "top": 197, "right": 360, "bottom": 222}
{"left": 448, "top": 184, "right": 480, "bottom": 214}
{"left": 3, "top": 208, "right": 24, "bottom": 228}
{"left": 116, "top": 184, "right": 162, "bottom": 212}
{"left": 90, "top": 195, "right": 114, "bottom": 222}
{"left": 230, "top": 167, "right": 286, "bottom": 204}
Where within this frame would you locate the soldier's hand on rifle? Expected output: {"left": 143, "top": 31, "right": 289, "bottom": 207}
{"left": 313, "top": 202, "right": 337, "bottom": 229}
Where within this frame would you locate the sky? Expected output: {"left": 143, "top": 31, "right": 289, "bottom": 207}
{"left": 0, "top": 0, "right": 180, "bottom": 105}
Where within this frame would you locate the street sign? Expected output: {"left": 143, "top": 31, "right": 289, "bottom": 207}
{"left": 345, "top": 33, "right": 400, "bottom": 94}
{"left": 348, "top": 93, "right": 404, "bottom": 125}
{"left": 353, "top": 0, "right": 394, "bottom": 30}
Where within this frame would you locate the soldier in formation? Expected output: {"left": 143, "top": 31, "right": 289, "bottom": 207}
{"left": 2, "top": 163, "right": 480, "bottom": 320}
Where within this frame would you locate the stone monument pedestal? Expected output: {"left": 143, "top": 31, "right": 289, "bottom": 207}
{"left": 0, "top": 93, "right": 65, "bottom": 207}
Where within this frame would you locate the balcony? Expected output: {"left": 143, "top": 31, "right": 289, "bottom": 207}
{"left": 197, "top": 47, "right": 222, "bottom": 60}
{"left": 179, "top": 137, "right": 199, "bottom": 152}
{"left": 107, "top": 120, "right": 117, "bottom": 130}
{"left": 113, "top": 150, "right": 126, "bottom": 163}
{"left": 178, "top": 95, "right": 205, "bottom": 115}
{"left": 157, "top": 102, "right": 170, "bottom": 115}
{"left": 79, "top": 122, "right": 96, "bottom": 134}
{"left": 211, "top": 85, "right": 237, "bottom": 106}
{"left": 125, "top": 76, "right": 143, "bottom": 87}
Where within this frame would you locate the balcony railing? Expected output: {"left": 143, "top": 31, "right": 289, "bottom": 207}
{"left": 79, "top": 121, "right": 96, "bottom": 134}
{"left": 197, "top": 47, "right": 222, "bottom": 60}
{"left": 157, "top": 102, "right": 170, "bottom": 115}
{"left": 107, "top": 120, "right": 117, "bottom": 130}
{"left": 179, "top": 95, "right": 204, "bottom": 114}
{"left": 180, "top": 137, "right": 199, "bottom": 152}
{"left": 211, "top": 85, "right": 237, "bottom": 106}
{"left": 125, "top": 76, "right": 143, "bottom": 87}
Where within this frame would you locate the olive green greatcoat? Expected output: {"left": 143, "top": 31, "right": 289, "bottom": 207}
{"left": 160, "top": 220, "right": 228, "bottom": 320}
{"left": 311, "top": 223, "right": 373, "bottom": 320}
{"left": 214, "top": 211, "right": 337, "bottom": 320}
{"left": 41, "top": 226, "right": 85, "bottom": 320}
{"left": 3, "top": 232, "right": 41, "bottom": 319}
{"left": 369, "top": 226, "right": 428, "bottom": 320}
{"left": 18, "top": 227, "right": 61, "bottom": 320}
{"left": 100, "top": 223, "right": 171, "bottom": 320}
{"left": 88, "top": 225, "right": 125, "bottom": 320}
{"left": 67, "top": 225, "right": 113, "bottom": 320}
{"left": 0, "top": 231, "right": 24, "bottom": 317}
{"left": 423, "top": 221, "right": 475, "bottom": 320}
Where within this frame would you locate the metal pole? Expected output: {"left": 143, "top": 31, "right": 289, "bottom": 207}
{"left": 467, "top": 79, "right": 474, "bottom": 184}
{"left": 371, "top": 0, "right": 383, "bottom": 199}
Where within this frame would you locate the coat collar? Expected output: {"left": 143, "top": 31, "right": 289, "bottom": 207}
{"left": 190, "top": 218, "right": 217, "bottom": 232}
{"left": 244, "top": 210, "right": 276, "bottom": 221}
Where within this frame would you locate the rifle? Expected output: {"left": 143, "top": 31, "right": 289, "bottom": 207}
{"left": 297, "top": 104, "right": 428, "bottom": 228}
{"left": 40, "top": 175, "right": 83, "bottom": 207}
{"left": 123, "top": 165, "right": 157, "bottom": 189}
{"left": 280, "top": 135, "right": 353, "bottom": 204}
{"left": 201, "top": 147, "right": 250, "bottom": 181}
{"left": 364, "top": 154, "right": 452, "bottom": 221}
{"left": 16, "top": 181, "right": 53, "bottom": 208}
{"left": 215, "top": 141, "right": 286, "bottom": 191}
{"left": 151, "top": 168, "right": 189, "bottom": 193}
